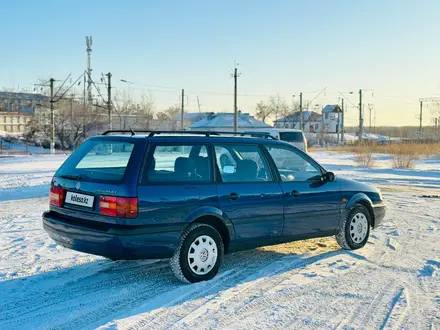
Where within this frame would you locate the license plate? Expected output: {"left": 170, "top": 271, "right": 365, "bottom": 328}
{"left": 65, "top": 191, "right": 94, "bottom": 208}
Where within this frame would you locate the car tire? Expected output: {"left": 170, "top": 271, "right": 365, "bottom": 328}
{"left": 171, "top": 223, "right": 224, "bottom": 283}
{"left": 335, "top": 204, "right": 371, "bottom": 250}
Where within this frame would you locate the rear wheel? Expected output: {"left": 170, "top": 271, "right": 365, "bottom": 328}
{"left": 171, "top": 223, "right": 224, "bottom": 283}
{"left": 336, "top": 204, "right": 371, "bottom": 250}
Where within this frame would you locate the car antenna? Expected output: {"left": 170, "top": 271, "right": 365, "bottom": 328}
{"left": 129, "top": 126, "right": 136, "bottom": 136}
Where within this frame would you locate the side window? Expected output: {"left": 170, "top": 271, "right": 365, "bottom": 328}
{"left": 145, "top": 144, "right": 211, "bottom": 184}
{"left": 265, "top": 146, "right": 322, "bottom": 182}
{"left": 214, "top": 144, "right": 271, "bottom": 183}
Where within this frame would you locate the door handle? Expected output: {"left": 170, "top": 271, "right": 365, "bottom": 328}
{"left": 228, "top": 193, "right": 240, "bottom": 200}
{"left": 290, "top": 190, "right": 300, "bottom": 197}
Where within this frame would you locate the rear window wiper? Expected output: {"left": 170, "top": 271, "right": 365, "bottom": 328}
{"left": 59, "top": 174, "right": 91, "bottom": 181}
{"left": 59, "top": 174, "right": 80, "bottom": 180}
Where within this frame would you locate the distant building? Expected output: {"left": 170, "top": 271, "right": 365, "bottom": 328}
{"left": 273, "top": 104, "right": 343, "bottom": 133}
{"left": 0, "top": 92, "right": 47, "bottom": 114}
{"left": 0, "top": 112, "right": 33, "bottom": 133}
{"left": 274, "top": 110, "right": 322, "bottom": 133}
{"left": 189, "top": 112, "right": 271, "bottom": 131}
{"left": 322, "top": 104, "right": 342, "bottom": 133}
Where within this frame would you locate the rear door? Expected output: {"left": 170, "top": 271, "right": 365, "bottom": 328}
{"left": 137, "top": 143, "right": 218, "bottom": 227}
{"left": 52, "top": 137, "right": 144, "bottom": 221}
{"left": 214, "top": 143, "right": 284, "bottom": 241}
{"left": 264, "top": 144, "right": 342, "bottom": 236}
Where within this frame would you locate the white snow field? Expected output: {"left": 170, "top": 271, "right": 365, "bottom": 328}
{"left": 0, "top": 151, "right": 439, "bottom": 329}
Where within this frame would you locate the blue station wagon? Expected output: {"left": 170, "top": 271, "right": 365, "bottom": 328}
{"left": 43, "top": 131, "right": 386, "bottom": 283}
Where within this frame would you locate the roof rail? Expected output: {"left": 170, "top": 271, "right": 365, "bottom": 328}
{"left": 101, "top": 129, "right": 276, "bottom": 140}
{"left": 147, "top": 130, "right": 277, "bottom": 139}
{"left": 101, "top": 130, "right": 153, "bottom": 136}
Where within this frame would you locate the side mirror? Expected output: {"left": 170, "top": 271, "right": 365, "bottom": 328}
{"left": 324, "top": 171, "right": 336, "bottom": 182}
{"left": 222, "top": 165, "right": 236, "bottom": 174}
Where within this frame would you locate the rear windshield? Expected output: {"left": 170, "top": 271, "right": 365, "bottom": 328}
{"left": 279, "top": 132, "right": 304, "bottom": 143}
{"left": 56, "top": 139, "right": 136, "bottom": 183}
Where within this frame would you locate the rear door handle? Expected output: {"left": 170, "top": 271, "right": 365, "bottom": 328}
{"left": 290, "top": 190, "right": 300, "bottom": 197}
{"left": 228, "top": 193, "right": 240, "bottom": 200}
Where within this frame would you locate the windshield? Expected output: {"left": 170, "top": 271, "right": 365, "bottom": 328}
{"left": 56, "top": 139, "right": 136, "bottom": 183}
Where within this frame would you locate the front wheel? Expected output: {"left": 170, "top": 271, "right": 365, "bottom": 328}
{"left": 336, "top": 204, "right": 371, "bottom": 250}
{"left": 171, "top": 223, "right": 224, "bottom": 283}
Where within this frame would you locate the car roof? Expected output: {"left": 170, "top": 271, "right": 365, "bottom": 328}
{"left": 88, "top": 134, "right": 292, "bottom": 146}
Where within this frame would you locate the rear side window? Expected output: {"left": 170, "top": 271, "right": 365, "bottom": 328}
{"left": 279, "top": 132, "right": 304, "bottom": 143}
{"left": 56, "top": 139, "right": 136, "bottom": 183}
{"left": 145, "top": 144, "right": 211, "bottom": 184}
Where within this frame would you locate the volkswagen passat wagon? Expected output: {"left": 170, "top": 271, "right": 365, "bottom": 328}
{"left": 43, "top": 131, "right": 386, "bottom": 283}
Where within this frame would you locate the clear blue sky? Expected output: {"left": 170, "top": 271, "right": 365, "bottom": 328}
{"left": 2, "top": 0, "right": 440, "bottom": 126}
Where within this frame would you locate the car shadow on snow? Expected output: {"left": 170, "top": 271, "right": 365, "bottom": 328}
{"left": 0, "top": 246, "right": 366, "bottom": 328}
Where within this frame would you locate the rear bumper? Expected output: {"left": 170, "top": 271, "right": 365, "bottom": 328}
{"left": 42, "top": 211, "right": 182, "bottom": 260}
{"left": 372, "top": 203, "right": 386, "bottom": 228}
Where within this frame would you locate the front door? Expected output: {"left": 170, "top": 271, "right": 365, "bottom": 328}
{"left": 264, "top": 145, "right": 342, "bottom": 236}
{"left": 214, "top": 144, "right": 284, "bottom": 241}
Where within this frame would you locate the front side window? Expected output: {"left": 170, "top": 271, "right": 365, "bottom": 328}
{"left": 265, "top": 145, "right": 322, "bottom": 182}
{"left": 214, "top": 144, "right": 271, "bottom": 183}
{"left": 146, "top": 144, "right": 211, "bottom": 183}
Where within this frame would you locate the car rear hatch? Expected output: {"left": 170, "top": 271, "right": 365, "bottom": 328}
{"left": 49, "top": 136, "right": 146, "bottom": 226}
{"left": 279, "top": 132, "right": 307, "bottom": 151}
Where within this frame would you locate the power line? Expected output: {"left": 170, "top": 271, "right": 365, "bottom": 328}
{"left": 118, "top": 78, "right": 326, "bottom": 99}
{"left": 85, "top": 70, "right": 107, "bottom": 104}
{"left": 308, "top": 87, "right": 327, "bottom": 104}
{"left": 337, "top": 91, "right": 358, "bottom": 108}
{"left": 53, "top": 73, "right": 85, "bottom": 103}
{"left": 52, "top": 73, "right": 72, "bottom": 101}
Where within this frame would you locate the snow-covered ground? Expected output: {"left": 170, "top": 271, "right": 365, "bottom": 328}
{"left": 0, "top": 151, "right": 439, "bottom": 329}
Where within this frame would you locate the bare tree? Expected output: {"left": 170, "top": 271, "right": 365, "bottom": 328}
{"left": 267, "top": 95, "right": 289, "bottom": 125}
{"left": 113, "top": 90, "right": 136, "bottom": 130}
{"left": 135, "top": 92, "right": 155, "bottom": 129}
{"left": 165, "top": 105, "right": 180, "bottom": 130}
{"left": 255, "top": 101, "right": 272, "bottom": 123}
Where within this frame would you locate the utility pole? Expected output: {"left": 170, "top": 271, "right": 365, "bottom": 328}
{"left": 50, "top": 78, "right": 55, "bottom": 154}
{"left": 70, "top": 94, "right": 74, "bottom": 151}
{"left": 299, "top": 92, "right": 303, "bottom": 130}
{"left": 419, "top": 100, "right": 423, "bottom": 138}
{"left": 106, "top": 72, "right": 112, "bottom": 131}
{"left": 181, "top": 89, "right": 185, "bottom": 130}
{"left": 231, "top": 63, "right": 240, "bottom": 132}
{"left": 359, "top": 89, "right": 363, "bottom": 144}
{"left": 368, "top": 104, "right": 373, "bottom": 133}
{"left": 341, "top": 98, "right": 344, "bottom": 143}
{"left": 197, "top": 96, "right": 202, "bottom": 120}
{"left": 374, "top": 107, "right": 376, "bottom": 134}
{"left": 86, "top": 36, "right": 93, "bottom": 103}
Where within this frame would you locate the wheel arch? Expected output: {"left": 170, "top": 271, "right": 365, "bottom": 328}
{"left": 192, "top": 215, "right": 232, "bottom": 254}
{"left": 346, "top": 193, "right": 375, "bottom": 228}
{"left": 182, "top": 206, "right": 235, "bottom": 254}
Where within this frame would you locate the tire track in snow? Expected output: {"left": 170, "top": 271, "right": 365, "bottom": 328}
{"left": 0, "top": 261, "right": 170, "bottom": 328}
{"left": 337, "top": 279, "right": 396, "bottom": 330}
{"left": 122, "top": 255, "right": 300, "bottom": 330}
{"left": 379, "top": 287, "right": 409, "bottom": 330}
{"left": 168, "top": 251, "right": 372, "bottom": 329}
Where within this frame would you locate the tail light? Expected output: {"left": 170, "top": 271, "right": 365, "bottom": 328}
{"left": 99, "top": 196, "right": 138, "bottom": 218}
{"left": 275, "top": 135, "right": 279, "bottom": 140}
{"left": 50, "top": 187, "right": 65, "bottom": 207}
